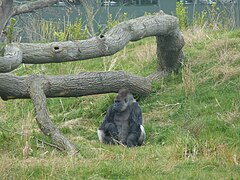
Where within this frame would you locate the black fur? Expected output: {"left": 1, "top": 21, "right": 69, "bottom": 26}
{"left": 98, "top": 89, "right": 145, "bottom": 147}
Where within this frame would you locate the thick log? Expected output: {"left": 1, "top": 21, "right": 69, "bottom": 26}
{"left": 156, "top": 28, "right": 185, "bottom": 72}
{"left": 19, "top": 13, "right": 179, "bottom": 64}
{"left": 0, "top": 71, "right": 151, "bottom": 100}
{"left": 0, "top": 12, "right": 184, "bottom": 73}
{"left": 29, "top": 80, "right": 77, "bottom": 154}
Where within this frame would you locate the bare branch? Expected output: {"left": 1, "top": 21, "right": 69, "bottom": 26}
{"left": 0, "top": 0, "right": 13, "bottom": 36}
{"left": 29, "top": 79, "right": 78, "bottom": 154}
{"left": 12, "top": 0, "right": 59, "bottom": 16}
{"left": 21, "top": 13, "right": 179, "bottom": 64}
{"left": 0, "top": 13, "right": 184, "bottom": 74}
{"left": 0, "top": 0, "right": 59, "bottom": 38}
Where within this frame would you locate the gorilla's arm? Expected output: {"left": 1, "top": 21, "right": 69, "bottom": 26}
{"left": 132, "top": 102, "right": 143, "bottom": 125}
{"left": 127, "top": 102, "right": 146, "bottom": 147}
{"left": 99, "top": 106, "right": 115, "bottom": 130}
{"left": 98, "top": 106, "right": 118, "bottom": 144}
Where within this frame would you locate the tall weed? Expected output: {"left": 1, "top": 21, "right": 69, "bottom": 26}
{"left": 177, "top": 3, "right": 235, "bottom": 30}
{"left": 176, "top": 2, "right": 189, "bottom": 30}
{"left": 54, "top": 17, "right": 88, "bottom": 41}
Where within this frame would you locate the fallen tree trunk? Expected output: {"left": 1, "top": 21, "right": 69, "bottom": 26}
{"left": 0, "top": 71, "right": 150, "bottom": 152}
{"left": 0, "top": 12, "right": 184, "bottom": 73}
{"left": 0, "top": 71, "right": 151, "bottom": 100}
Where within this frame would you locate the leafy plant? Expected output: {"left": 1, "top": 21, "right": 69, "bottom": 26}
{"left": 54, "top": 17, "right": 88, "bottom": 41}
{"left": 176, "top": 2, "right": 189, "bottom": 30}
{"left": 192, "top": 10, "right": 207, "bottom": 28}
{"left": 6, "top": 18, "right": 16, "bottom": 43}
{"left": 103, "top": 13, "right": 128, "bottom": 33}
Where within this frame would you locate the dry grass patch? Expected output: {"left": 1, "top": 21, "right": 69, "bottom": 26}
{"left": 212, "top": 65, "right": 240, "bottom": 84}
{"left": 182, "top": 61, "right": 196, "bottom": 96}
{"left": 210, "top": 40, "right": 240, "bottom": 84}
{"left": 187, "top": 36, "right": 240, "bottom": 85}
{"left": 217, "top": 104, "right": 240, "bottom": 126}
{"left": 134, "top": 42, "right": 156, "bottom": 63}
{"left": 182, "top": 27, "right": 210, "bottom": 46}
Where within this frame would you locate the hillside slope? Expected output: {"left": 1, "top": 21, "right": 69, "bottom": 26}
{"left": 0, "top": 29, "right": 240, "bottom": 179}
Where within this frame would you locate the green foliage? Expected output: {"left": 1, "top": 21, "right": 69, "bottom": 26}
{"left": 206, "top": 3, "right": 229, "bottom": 29}
{"left": 176, "top": 2, "right": 189, "bottom": 30}
{"left": 192, "top": 10, "right": 207, "bottom": 28}
{"left": 54, "top": 17, "right": 88, "bottom": 41}
{"left": 0, "top": 43, "right": 6, "bottom": 56}
{"left": 6, "top": 18, "right": 16, "bottom": 43}
{"left": 102, "top": 13, "right": 128, "bottom": 33}
{"left": 178, "top": 3, "right": 234, "bottom": 30}
{"left": 26, "top": 13, "right": 128, "bottom": 42}
{"left": 24, "top": 17, "right": 88, "bottom": 42}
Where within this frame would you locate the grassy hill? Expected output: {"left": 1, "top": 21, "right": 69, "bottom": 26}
{"left": 0, "top": 28, "right": 240, "bottom": 179}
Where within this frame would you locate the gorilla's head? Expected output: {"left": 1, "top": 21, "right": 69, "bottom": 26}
{"left": 113, "top": 88, "right": 134, "bottom": 112}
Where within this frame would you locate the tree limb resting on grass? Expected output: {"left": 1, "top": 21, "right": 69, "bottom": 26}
{"left": 0, "top": 71, "right": 151, "bottom": 100}
{"left": 29, "top": 80, "right": 77, "bottom": 154}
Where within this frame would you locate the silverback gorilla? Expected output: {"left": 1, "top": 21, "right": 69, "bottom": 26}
{"left": 97, "top": 88, "right": 146, "bottom": 147}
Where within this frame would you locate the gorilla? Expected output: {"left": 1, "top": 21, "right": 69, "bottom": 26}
{"left": 97, "top": 88, "right": 146, "bottom": 147}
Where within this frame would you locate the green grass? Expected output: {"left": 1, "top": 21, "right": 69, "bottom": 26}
{"left": 1, "top": 29, "right": 240, "bottom": 179}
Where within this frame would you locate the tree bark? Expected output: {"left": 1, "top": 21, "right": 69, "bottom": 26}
{"left": 0, "top": 12, "right": 184, "bottom": 73}
{"left": 12, "top": 0, "right": 59, "bottom": 16}
{"left": 0, "top": 45, "right": 22, "bottom": 73}
{"left": 0, "top": 0, "right": 13, "bottom": 36}
{"left": 29, "top": 79, "right": 77, "bottom": 154}
{"left": 0, "top": 71, "right": 151, "bottom": 100}
{"left": 156, "top": 28, "right": 185, "bottom": 72}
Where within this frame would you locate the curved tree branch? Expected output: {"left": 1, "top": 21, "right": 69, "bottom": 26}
{"left": 0, "top": 12, "right": 184, "bottom": 73}
{"left": 21, "top": 13, "right": 180, "bottom": 64}
{"left": 0, "top": 0, "right": 59, "bottom": 38}
{"left": 0, "top": 45, "right": 22, "bottom": 73}
{"left": 29, "top": 79, "right": 77, "bottom": 154}
{"left": 0, "top": 0, "right": 13, "bottom": 36}
{"left": 0, "top": 71, "right": 151, "bottom": 153}
{"left": 0, "top": 11, "right": 185, "bottom": 153}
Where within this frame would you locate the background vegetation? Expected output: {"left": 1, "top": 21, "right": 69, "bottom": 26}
{"left": 0, "top": 3, "right": 240, "bottom": 179}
